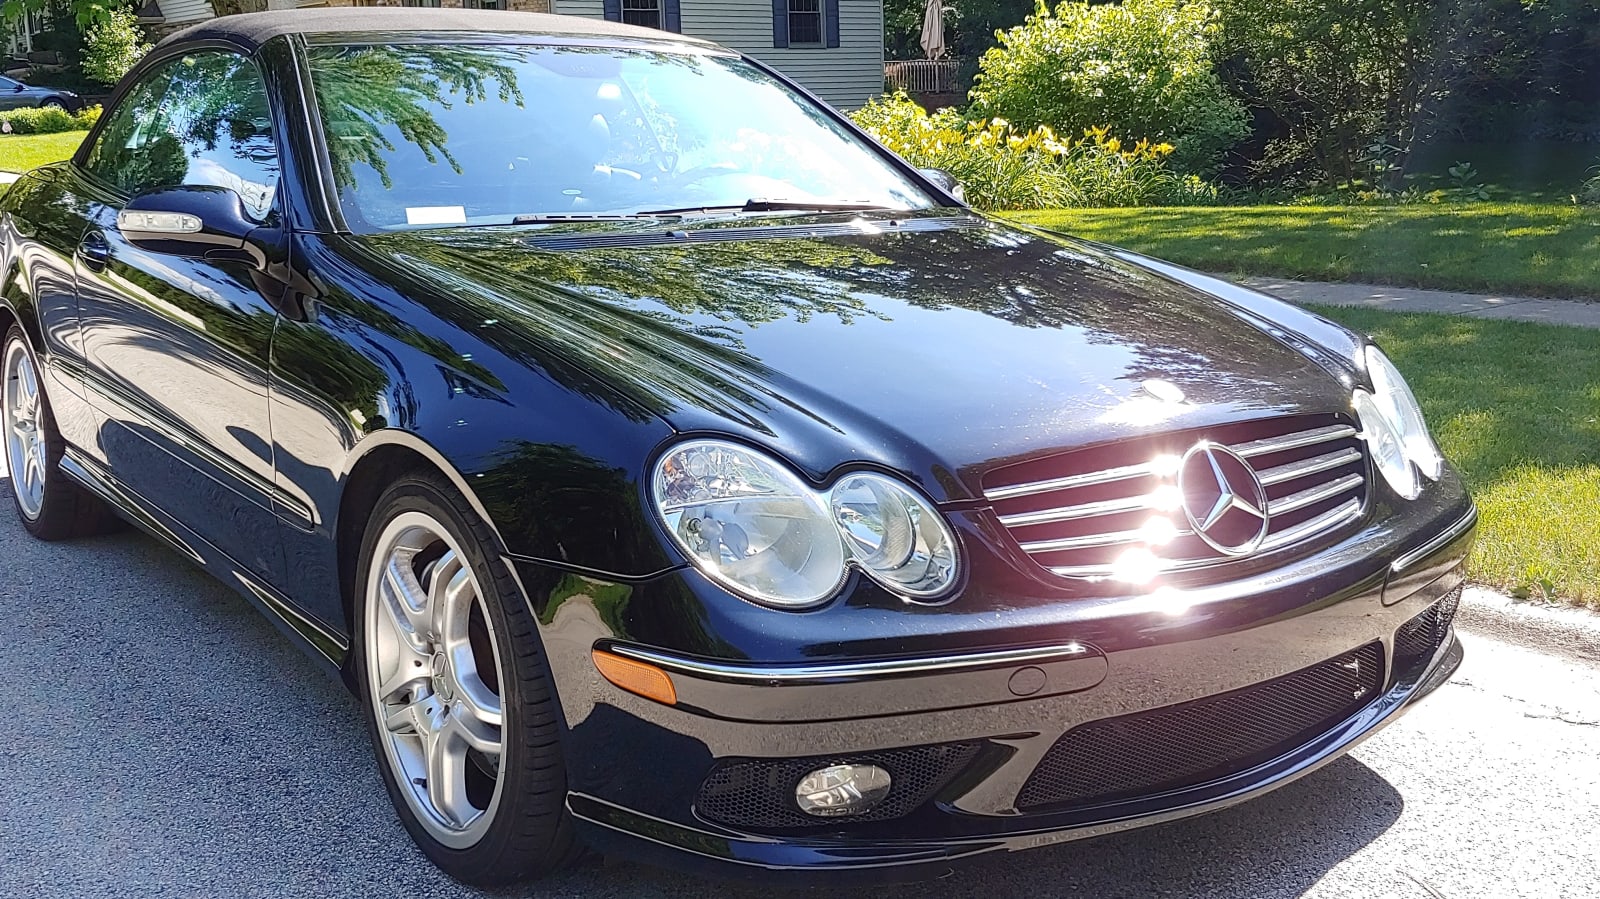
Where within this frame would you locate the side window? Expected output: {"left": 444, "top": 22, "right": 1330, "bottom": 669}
{"left": 83, "top": 52, "right": 281, "bottom": 222}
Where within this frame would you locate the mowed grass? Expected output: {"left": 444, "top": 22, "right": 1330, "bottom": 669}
{"left": 1009, "top": 204, "right": 1600, "bottom": 299}
{"left": 1309, "top": 305, "right": 1600, "bottom": 606}
{"left": 0, "top": 130, "right": 87, "bottom": 175}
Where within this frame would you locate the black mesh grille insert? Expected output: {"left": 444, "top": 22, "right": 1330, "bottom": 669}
{"left": 1017, "top": 643, "right": 1384, "bottom": 812}
{"left": 1394, "top": 586, "right": 1462, "bottom": 681}
{"left": 696, "top": 742, "right": 981, "bottom": 831}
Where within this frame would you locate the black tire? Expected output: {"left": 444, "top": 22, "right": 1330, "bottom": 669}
{"left": 40, "top": 98, "right": 64, "bottom": 110}
{"left": 1, "top": 325, "right": 118, "bottom": 540}
{"left": 352, "top": 472, "right": 580, "bottom": 887}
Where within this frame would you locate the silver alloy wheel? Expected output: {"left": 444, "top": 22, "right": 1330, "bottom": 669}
{"left": 365, "top": 511, "right": 507, "bottom": 848}
{"left": 3, "top": 338, "right": 48, "bottom": 520}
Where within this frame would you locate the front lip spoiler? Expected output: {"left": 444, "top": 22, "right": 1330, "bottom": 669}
{"left": 568, "top": 631, "right": 1465, "bottom": 884}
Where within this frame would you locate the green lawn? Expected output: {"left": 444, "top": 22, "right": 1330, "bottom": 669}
{"left": 1308, "top": 305, "right": 1600, "bottom": 607}
{"left": 0, "top": 130, "right": 87, "bottom": 175}
{"left": 1010, "top": 204, "right": 1600, "bottom": 299}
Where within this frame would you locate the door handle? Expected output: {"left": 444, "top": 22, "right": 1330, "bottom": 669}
{"left": 77, "top": 232, "right": 111, "bottom": 271}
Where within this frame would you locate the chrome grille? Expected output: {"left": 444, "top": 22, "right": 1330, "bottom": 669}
{"left": 983, "top": 416, "right": 1368, "bottom": 584}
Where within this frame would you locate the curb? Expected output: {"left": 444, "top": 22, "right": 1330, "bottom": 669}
{"left": 1456, "top": 586, "right": 1600, "bottom": 666}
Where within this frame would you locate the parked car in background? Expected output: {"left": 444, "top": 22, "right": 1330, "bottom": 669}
{"left": 0, "top": 8, "right": 1476, "bottom": 890}
{"left": 0, "top": 73, "right": 82, "bottom": 112}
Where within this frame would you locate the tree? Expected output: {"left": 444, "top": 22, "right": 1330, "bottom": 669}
{"left": 80, "top": 6, "right": 149, "bottom": 85}
{"left": 2, "top": 0, "right": 119, "bottom": 30}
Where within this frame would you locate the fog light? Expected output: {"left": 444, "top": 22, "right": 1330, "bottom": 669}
{"left": 794, "top": 764, "right": 892, "bottom": 817}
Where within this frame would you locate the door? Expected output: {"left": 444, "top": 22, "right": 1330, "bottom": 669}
{"left": 0, "top": 76, "right": 28, "bottom": 111}
{"left": 72, "top": 49, "right": 288, "bottom": 584}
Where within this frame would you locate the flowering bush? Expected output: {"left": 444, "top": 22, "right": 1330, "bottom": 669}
{"left": 967, "top": 0, "right": 1247, "bottom": 176}
{"left": 852, "top": 93, "right": 1219, "bottom": 210}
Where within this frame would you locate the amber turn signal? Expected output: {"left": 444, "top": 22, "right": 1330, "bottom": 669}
{"left": 592, "top": 649, "right": 678, "bottom": 706}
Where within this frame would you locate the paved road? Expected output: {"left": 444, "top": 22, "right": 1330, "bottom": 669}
{"left": 3, "top": 486, "right": 1598, "bottom": 899}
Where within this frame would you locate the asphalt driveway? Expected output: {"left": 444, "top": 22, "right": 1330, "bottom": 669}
{"left": 2, "top": 481, "right": 1597, "bottom": 899}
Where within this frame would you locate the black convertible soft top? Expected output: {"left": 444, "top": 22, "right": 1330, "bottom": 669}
{"left": 158, "top": 7, "right": 715, "bottom": 52}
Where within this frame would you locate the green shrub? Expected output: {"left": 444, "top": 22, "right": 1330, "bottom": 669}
{"left": 82, "top": 8, "right": 151, "bottom": 87}
{"left": 0, "top": 106, "right": 81, "bottom": 135}
{"left": 852, "top": 93, "right": 1219, "bottom": 210}
{"left": 968, "top": 0, "right": 1248, "bottom": 176}
{"left": 75, "top": 105, "right": 102, "bottom": 129}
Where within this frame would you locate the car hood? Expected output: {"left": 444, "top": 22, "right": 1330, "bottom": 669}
{"left": 338, "top": 213, "right": 1363, "bottom": 502}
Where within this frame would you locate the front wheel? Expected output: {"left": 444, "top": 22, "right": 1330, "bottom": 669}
{"left": 353, "top": 474, "right": 579, "bottom": 887}
{"left": 2, "top": 326, "right": 116, "bottom": 539}
{"left": 40, "top": 98, "right": 64, "bottom": 110}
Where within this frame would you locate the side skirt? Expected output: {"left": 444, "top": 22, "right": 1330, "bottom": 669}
{"left": 59, "top": 448, "right": 351, "bottom": 679}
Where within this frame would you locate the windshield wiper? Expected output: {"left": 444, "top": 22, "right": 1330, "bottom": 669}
{"left": 508, "top": 212, "right": 683, "bottom": 225}
{"left": 632, "top": 199, "right": 895, "bottom": 216}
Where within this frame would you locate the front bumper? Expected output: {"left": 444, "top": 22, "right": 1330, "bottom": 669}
{"left": 524, "top": 497, "right": 1476, "bottom": 884}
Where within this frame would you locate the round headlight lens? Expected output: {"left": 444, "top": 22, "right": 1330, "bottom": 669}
{"left": 652, "top": 441, "right": 846, "bottom": 608}
{"left": 1364, "top": 346, "right": 1443, "bottom": 480}
{"left": 829, "top": 473, "right": 958, "bottom": 598}
{"left": 1354, "top": 388, "right": 1420, "bottom": 500}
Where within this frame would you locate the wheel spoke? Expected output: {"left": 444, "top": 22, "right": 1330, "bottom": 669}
{"left": 379, "top": 552, "right": 433, "bottom": 649}
{"left": 384, "top": 694, "right": 439, "bottom": 735}
{"left": 450, "top": 666, "right": 503, "bottom": 729}
{"left": 425, "top": 727, "right": 476, "bottom": 828}
{"left": 428, "top": 550, "right": 469, "bottom": 642}
{"left": 375, "top": 649, "right": 432, "bottom": 705}
{"left": 443, "top": 704, "right": 501, "bottom": 754}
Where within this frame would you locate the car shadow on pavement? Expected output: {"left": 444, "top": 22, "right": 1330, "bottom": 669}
{"left": 0, "top": 483, "right": 1403, "bottom": 899}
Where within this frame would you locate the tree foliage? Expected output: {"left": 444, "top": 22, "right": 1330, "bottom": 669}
{"left": 1213, "top": 0, "right": 1600, "bottom": 187}
{"left": 967, "top": 0, "right": 1249, "bottom": 176}
{"left": 80, "top": 6, "right": 148, "bottom": 86}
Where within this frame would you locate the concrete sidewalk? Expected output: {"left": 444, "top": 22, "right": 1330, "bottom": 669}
{"left": 1239, "top": 275, "right": 1600, "bottom": 329}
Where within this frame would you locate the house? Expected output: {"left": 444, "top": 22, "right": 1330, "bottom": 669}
{"left": 129, "top": 0, "right": 884, "bottom": 109}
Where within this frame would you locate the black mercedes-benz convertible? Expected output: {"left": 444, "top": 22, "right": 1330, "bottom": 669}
{"left": 0, "top": 8, "right": 1476, "bottom": 887}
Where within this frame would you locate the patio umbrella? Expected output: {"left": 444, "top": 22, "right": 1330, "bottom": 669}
{"left": 919, "top": 0, "right": 946, "bottom": 59}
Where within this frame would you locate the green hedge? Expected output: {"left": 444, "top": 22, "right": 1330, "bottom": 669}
{"left": 0, "top": 105, "right": 101, "bottom": 136}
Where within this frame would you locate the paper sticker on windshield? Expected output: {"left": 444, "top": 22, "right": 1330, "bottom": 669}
{"left": 405, "top": 206, "right": 467, "bottom": 226}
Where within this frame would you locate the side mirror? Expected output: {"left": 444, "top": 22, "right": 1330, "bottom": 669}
{"left": 117, "top": 185, "right": 268, "bottom": 267}
{"left": 12, "top": 84, "right": 23, "bottom": 92}
{"left": 918, "top": 167, "right": 966, "bottom": 205}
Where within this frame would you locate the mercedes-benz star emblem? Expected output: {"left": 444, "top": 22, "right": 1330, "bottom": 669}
{"left": 1176, "top": 442, "right": 1270, "bottom": 557}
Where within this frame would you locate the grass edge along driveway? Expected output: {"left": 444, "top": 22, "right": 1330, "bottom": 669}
{"left": 1010, "top": 204, "right": 1600, "bottom": 299}
{"left": 1306, "top": 304, "right": 1600, "bottom": 608}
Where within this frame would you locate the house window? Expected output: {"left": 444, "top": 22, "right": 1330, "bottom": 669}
{"left": 400, "top": 0, "right": 443, "bottom": 6}
{"left": 463, "top": 0, "right": 506, "bottom": 8}
{"left": 787, "top": 0, "right": 823, "bottom": 45}
{"left": 621, "top": 0, "right": 661, "bottom": 29}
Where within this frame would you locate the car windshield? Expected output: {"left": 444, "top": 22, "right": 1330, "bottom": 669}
{"left": 303, "top": 42, "right": 935, "bottom": 230}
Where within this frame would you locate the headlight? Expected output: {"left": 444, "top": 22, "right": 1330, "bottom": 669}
{"left": 651, "top": 441, "right": 959, "bottom": 608}
{"left": 1353, "top": 346, "right": 1443, "bottom": 500}
{"left": 829, "top": 473, "right": 958, "bottom": 598}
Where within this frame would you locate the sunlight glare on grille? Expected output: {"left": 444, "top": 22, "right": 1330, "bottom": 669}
{"left": 983, "top": 416, "right": 1368, "bottom": 585}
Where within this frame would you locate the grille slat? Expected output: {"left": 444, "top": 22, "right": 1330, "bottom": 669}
{"left": 1258, "top": 447, "right": 1364, "bottom": 486}
{"left": 984, "top": 416, "right": 1369, "bottom": 585}
{"left": 1016, "top": 643, "right": 1384, "bottom": 811}
{"left": 1234, "top": 424, "right": 1358, "bottom": 458}
{"left": 1269, "top": 473, "right": 1366, "bottom": 516}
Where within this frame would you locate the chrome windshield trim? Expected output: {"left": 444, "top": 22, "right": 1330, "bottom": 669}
{"left": 607, "top": 641, "right": 1095, "bottom": 683}
{"left": 1392, "top": 505, "right": 1479, "bottom": 573}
